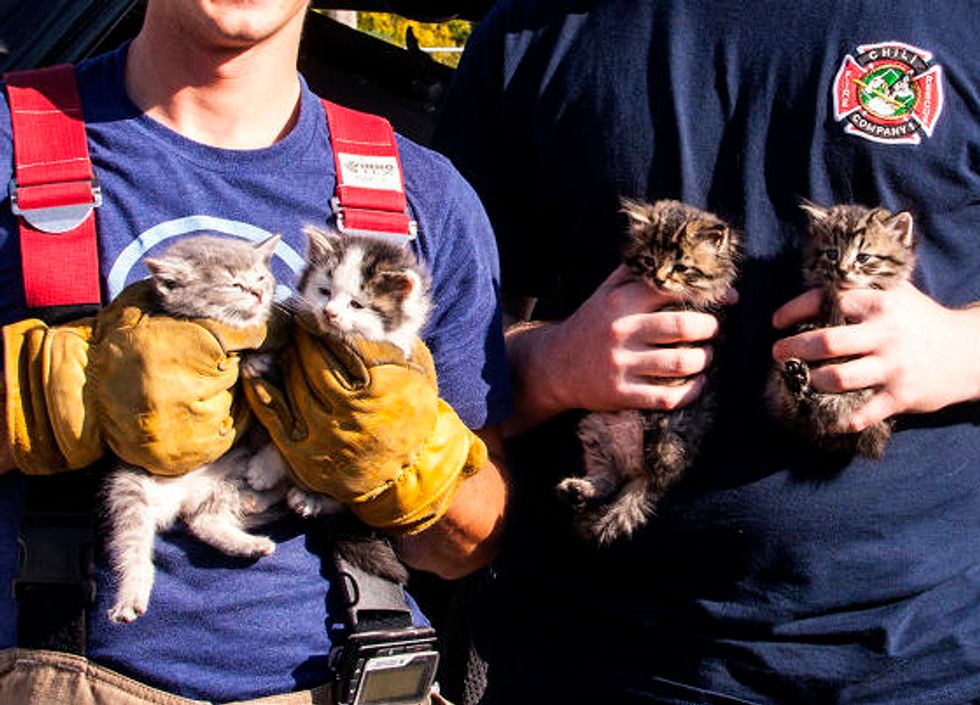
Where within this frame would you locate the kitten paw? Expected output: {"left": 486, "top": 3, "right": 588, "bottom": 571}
{"left": 241, "top": 352, "right": 275, "bottom": 379}
{"left": 556, "top": 478, "right": 595, "bottom": 511}
{"left": 226, "top": 535, "right": 276, "bottom": 558}
{"left": 108, "top": 594, "right": 149, "bottom": 624}
{"left": 245, "top": 445, "right": 287, "bottom": 491}
{"left": 287, "top": 487, "right": 343, "bottom": 518}
{"left": 782, "top": 358, "right": 811, "bottom": 397}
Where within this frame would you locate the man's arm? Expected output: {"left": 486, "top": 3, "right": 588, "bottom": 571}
{"left": 395, "top": 426, "right": 507, "bottom": 579}
{"left": 504, "top": 265, "right": 734, "bottom": 435}
{"left": 773, "top": 282, "right": 980, "bottom": 428}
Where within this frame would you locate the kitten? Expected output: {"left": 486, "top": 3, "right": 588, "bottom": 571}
{"left": 104, "top": 234, "right": 283, "bottom": 624}
{"left": 556, "top": 199, "right": 739, "bottom": 545}
{"left": 244, "top": 225, "right": 431, "bottom": 580}
{"left": 767, "top": 201, "right": 916, "bottom": 459}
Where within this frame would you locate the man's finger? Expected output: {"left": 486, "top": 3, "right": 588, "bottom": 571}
{"left": 772, "top": 288, "right": 824, "bottom": 329}
{"left": 622, "top": 374, "right": 706, "bottom": 411}
{"left": 773, "top": 324, "right": 876, "bottom": 362}
{"left": 847, "top": 392, "right": 898, "bottom": 432}
{"left": 634, "top": 311, "right": 721, "bottom": 345}
{"left": 809, "top": 356, "right": 884, "bottom": 394}
{"left": 628, "top": 345, "right": 714, "bottom": 379}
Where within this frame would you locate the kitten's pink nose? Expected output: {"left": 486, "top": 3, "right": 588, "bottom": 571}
{"left": 323, "top": 307, "right": 338, "bottom": 321}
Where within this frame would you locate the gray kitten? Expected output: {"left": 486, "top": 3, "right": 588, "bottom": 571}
{"left": 244, "top": 225, "right": 431, "bottom": 581}
{"left": 767, "top": 201, "right": 916, "bottom": 459}
{"left": 556, "top": 199, "right": 739, "bottom": 545}
{"left": 104, "top": 234, "right": 283, "bottom": 624}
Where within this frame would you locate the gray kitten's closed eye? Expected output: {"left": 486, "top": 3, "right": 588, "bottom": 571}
{"left": 144, "top": 233, "right": 281, "bottom": 327}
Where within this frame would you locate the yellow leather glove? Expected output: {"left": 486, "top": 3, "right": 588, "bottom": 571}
{"left": 3, "top": 279, "right": 272, "bottom": 475}
{"left": 242, "top": 324, "right": 488, "bottom": 534}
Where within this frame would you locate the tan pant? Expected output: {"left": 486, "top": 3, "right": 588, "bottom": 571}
{"left": 0, "top": 649, "right": 451, "bottom": 705}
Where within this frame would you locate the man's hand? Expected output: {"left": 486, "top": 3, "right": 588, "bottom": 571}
{"left": 506, "top": 265, "right": 736, "bottom": 432}
{"left": 772, "top": 281, "right": 980, "bottom": 432}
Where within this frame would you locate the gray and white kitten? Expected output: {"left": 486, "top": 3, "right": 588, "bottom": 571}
{"left": 244, "top": 225, "right": 431, "bottom": 578}
{"left": 104, "top": 234, "right": 283, "bottom": 624}
{"left": 767, "top": 201, "right": 916, "bottom": 459}
{"left": 556, "top": 199, "right": 739, "bottom": 545}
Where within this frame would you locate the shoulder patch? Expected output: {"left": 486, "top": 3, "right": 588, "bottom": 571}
{"left": 832, "top": 41, "right": 943, "bottom": 145}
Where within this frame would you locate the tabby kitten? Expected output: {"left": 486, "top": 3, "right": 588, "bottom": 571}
{"left": 767, "top": 201, "right": 916, "bottom": 459}
{"left": 244, "top": 225, "right": 430, "bottom": 581}
{"left": 104, "top": 234, "right": 283, "bottom": 624}
{"left": 556, "top": 199, "right": 739, "bottom": 545}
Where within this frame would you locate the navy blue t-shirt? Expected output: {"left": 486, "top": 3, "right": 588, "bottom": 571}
{"left": 435, "top": 1, "right": 980, "bottom": 704}
{"left": 0, "top": 43, "right": 511, "bottom": 701}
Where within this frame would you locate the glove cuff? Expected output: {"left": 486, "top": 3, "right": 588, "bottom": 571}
{"left": 3, "top": 319, "right": 76, "bottom": 474}
{"left": 350, "top": 400, "right": 488, "bottom": 534}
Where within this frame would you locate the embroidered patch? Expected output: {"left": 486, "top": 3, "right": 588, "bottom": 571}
{"left": 833, "top": 41, "right": 943, "bottom": 145}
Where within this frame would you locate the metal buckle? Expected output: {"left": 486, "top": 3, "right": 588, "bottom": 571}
{"left": 9, "top": 177, "right": 102, "bottom": 234}
{"left": 330, "top": 196, "right": 418, "bottom": 244}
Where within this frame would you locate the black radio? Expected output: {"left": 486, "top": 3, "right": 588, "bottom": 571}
{"left": 328, "top": 552, "right": 440, "bottom": 705}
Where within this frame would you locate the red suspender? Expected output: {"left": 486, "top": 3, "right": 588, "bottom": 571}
{"left": 2, "top": 70, "right": 410, "bottom": 311}
{"left": 5, "top": 65, "right": 101, "bottom": 309}
{"left": 322, "top": 99, "right": 416, "bottom": 243}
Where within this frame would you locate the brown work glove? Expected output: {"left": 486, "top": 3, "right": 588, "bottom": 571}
{"left": 242, "top": 323, "right": 488, "bottom": 534}
{"left": 3, "top": 279, "right": 273, "bottom": 475}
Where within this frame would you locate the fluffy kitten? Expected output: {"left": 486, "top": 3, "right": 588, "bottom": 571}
{"left": 767, "top": 201, "right": 916, "bottom": 459}
{"left": 244, "top": 225, "right": 431, "bottom": 580}
{"left": 104, "top": 234, "right": 283, "bottom": 624}
{"left": 556, "top": 199, "right": 739, "bottom": 545}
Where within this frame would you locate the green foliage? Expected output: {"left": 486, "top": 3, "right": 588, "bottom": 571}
{"left": 358, "top": 13, "right": 472, "bottom": 67}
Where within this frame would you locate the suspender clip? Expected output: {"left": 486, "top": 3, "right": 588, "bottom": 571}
{"left": 10, "top": 176, "right": 102, "bottom": 234}
{"left": 330, "top": 195, "right": 418, "bottom": 245}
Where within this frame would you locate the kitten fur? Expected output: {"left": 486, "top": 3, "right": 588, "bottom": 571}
{"left": 105, "top": 234, "right": 283, "bottom": 624}
{"left": 766, "top": 201, "right": 916, "bottom": 459}
{"left": 243, "top": 225, "right": 431, "bottom": 583}
{"left": 556, "top": 199, "right": 739, "bottom": 545}
{"left": 294, "top": 225, "right": 431, "bottom": 357}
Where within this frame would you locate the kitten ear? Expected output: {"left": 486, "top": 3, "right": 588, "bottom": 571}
{"left": 144, "top": 256, "right": 192, "bottom": 291}
{"left": 883, "top": 211, "right": 915, "bottom": 249}
{"left": 619, "top": 197, "right": 654, "bottom": 228}
{"left": 800, "top": 199, "right": 830, "bottom": 222}
{"left": 303, "top": 225, "right": 341, "bottom": 260}
{"left": 698, "top": 222, "right": 732, "bottom": 252}
{"left": 380, "top": 269, "right": 420, "bottom": 302}
{"left": 255, "top": 234, "right": 281, "bottom": 263}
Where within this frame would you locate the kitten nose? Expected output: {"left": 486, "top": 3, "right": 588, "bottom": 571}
{"left": 323, "top": 307, "right": 338, "bottom": 321}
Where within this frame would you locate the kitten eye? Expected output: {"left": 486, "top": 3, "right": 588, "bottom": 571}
{"left": 673, "top": 263, "right": 688, "bottom": 273}
{"left": 350, "top": 300, "right": 364, "bottom": 310}
{"left": 318, "top": 286, "right": 331, "bottom": 297}
{"left": 823, "top": 249, "right": 840, "bottom": 263}
{"left": 856, "top": 253, "right": 871, "bottom": 264}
